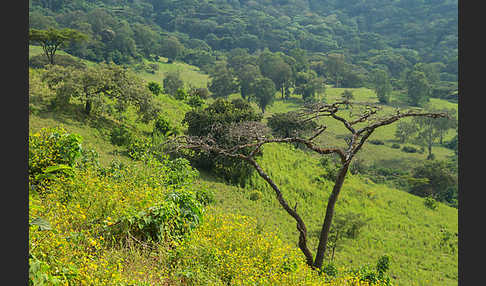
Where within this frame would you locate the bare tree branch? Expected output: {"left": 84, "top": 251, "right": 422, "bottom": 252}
{"left": 168, "top": 100, "right": 447, "bottom": 270}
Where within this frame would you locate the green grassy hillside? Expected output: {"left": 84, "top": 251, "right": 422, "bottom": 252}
{"left": 28, "top": 49, "right": 457, "bottom": 285}
{"left": 209, "top": 142, "right": 458, "bottom": 285}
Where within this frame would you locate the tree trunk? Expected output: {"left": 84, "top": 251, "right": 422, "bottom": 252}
{"left": 313, "top": 162, "right": 350, "bottom": 269}
{"left": 427, "top": 143, "right": 433, "bottom": 160}
{"left": 247, "top": 158, "right": 314, "bottom": 267}
{"left": 85, "top": 99, "right": 92, "bottom": 115}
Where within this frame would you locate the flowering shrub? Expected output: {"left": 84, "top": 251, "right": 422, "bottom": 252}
{"left": 28, "top": 127, "right": 395, "bottom": 286}
{"left": 169, "top": 211, "right": 394, "bottom": 286}
{"left": 28, "top": 128, "right": 204, "bottom": 285}
{"left": 28, "top": 126, "right": 82, "bottom": 185}
{"left": 105, "top": 189, "right": 204, "bottom": 246}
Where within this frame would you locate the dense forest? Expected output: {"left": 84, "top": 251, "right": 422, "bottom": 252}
{"left": 29, "top": 0, "right": 457, "bottom": 100}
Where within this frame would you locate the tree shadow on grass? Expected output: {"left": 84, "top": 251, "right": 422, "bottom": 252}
{"left": 35, "top": 103, "right": 121, "bottom": 135}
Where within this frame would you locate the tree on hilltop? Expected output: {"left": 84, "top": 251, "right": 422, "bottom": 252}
{"left": 29, "top": 28, "right": 88, "bottom": 65}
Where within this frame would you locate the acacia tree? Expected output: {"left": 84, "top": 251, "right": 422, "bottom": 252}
{"left": 173, "top": 100, "right": 445, "bottom": 270}
{"left": 42, "top": 63, "right": 159, "bottom": 121}
{"left": 29, "top": 28, "right": 88, "bottom": 65}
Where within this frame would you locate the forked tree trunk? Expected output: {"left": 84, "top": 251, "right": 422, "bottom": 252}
{"left": 313, "top": 162, "right": 350, "bottom": 269}
{"left": 247, "top": 157, "right": 314, "bottom": 266}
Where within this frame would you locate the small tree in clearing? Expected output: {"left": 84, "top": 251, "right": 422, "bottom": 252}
{"left": 29, "top": 28, "right": 88, "bottom": 65}
{"left": 173, "top": 100, "right": 446, "bottom": 270}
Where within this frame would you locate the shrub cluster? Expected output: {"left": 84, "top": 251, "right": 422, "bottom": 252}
{"left": 29, "top": 127, "right": 396, "bottom": 286}
{"left": 29, "top": 126, "right": 82, "bottom": 186}
{"left": 28, "top": 127, "right": 208, "bottom": 285}
{"left": 369, "top": 139, "right": 385, "bottom": 145}
{"left": 401, "top": 145, "right": 420, "bottom": 153}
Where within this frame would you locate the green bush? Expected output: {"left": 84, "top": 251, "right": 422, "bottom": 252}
{"left": 322, "top": 263, "right": 338, "bottom": 278}
{"left": 369, "top": 139, "right": 385, "bottom": 145}
{"left": 182, "top": 98, "right": 263, "bottom": 186}
{"left": 162, "top": 157, "right": 199, "bottom": 187}
{"left": 376, "top": 255, "right": 391, "bottom": 275}
{"left": 401, "top": 145, "right": 419, "bottom": 153}
{"left": 126, "top": 137, "right": 149, "bottom": 160}
{"left": 424, "top": 196, "right": 438, "bottom": 210}
{"left": 106, "top": 188, "right": 204, "bottom": 245}
{"left": 29, "top": 127, "right": 82, "bottom": 184}
{"left": 195, "top": 188, "right": 215, "bottom": 206}
{"left": 147, "top": 81, "right": 162, "bottom": 96}
{"left": 249, "top": 190, "right": 263, "bottom": 201}
{"left": 391, "top": 143, "right": 400, "bottom": 149}
{"left": 110, "top": 125, "right": 133, "bottom": 146}
{"left": 186, "top": 95, "right": 204, "bottom": 108}
{"left": 174, "top": 88, "right": 188, "bottom": 100}
{"left": 153, "top": 116, "right": 178, "bottom": 136}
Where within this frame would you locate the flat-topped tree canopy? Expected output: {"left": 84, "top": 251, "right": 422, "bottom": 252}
{"left": 29, "top": 28, "right": 88, "bottom": 65}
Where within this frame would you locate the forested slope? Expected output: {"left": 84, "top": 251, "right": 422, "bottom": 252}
{"left": 29, "top": 0, "right": 457, "bottom": 85}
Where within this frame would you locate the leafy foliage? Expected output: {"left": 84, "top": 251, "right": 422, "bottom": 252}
{"left": 163, "top": 71, "right": 184, "bottom": 97}
{"left": 147, "top": 81, "right": 162, "bottom": 96}
{"left": 41, "top": 63, "right": 159, "bottom": 121}
{"left": 110, "top": 125, "right": 133, "bottom": 147}
{"left": 409, "top": 160, "right": 458, "bottom": 205}
{"left": 182, "top": 98, "right": 263, "bottom": 185}
{"left": 267, "top": 111, "right": 318, "bottom": 138}
{"left": 29, "top": 127, "right": 82, "bottom": 186}
{"left": 29, "top": 28, "right": 88, "bottom": 64}
{"left": 106, "top": 188, "right": 204, "bottom": 245}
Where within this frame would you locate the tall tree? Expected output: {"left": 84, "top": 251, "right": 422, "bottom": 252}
{"left": 235, "top": 64, "right": 261, "bottom": 101}
{"left": 208, "top": 63, "right": 239, "bottom": 98}
{"left": 412, "top": 108, "right": 456, "bottom": 159}
{"left": 160, "top": 36, "right": 184, "bottom": 63}
{"left": 325, "top": 53, "right": 346, "bottom": 88}
{"left": 406, "top": 69, "right": 430, "bottom": 107}
{"left": 251, "top": 77, "right": 276, "bottom": 113}
{"left": 176, "top": 101, "right": 446, "bottom": 270}
{"left": 29, "top": 28, "right": 88, "bottom": 65}
{"left": 371, "top": 69, "right": 393, "bottom": 104}
{"left": 294, "top": 71, "right": 325, "bottom": 101}
{"left": 258, "top": 51, "right": 292, "bottom": 99}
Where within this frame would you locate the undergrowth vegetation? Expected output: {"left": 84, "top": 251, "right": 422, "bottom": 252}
{"left": 28, "top": 48, "right": 457, "bottom": 286}
{"left": 29, "top": 127, "right": 395, "bottom": 285}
